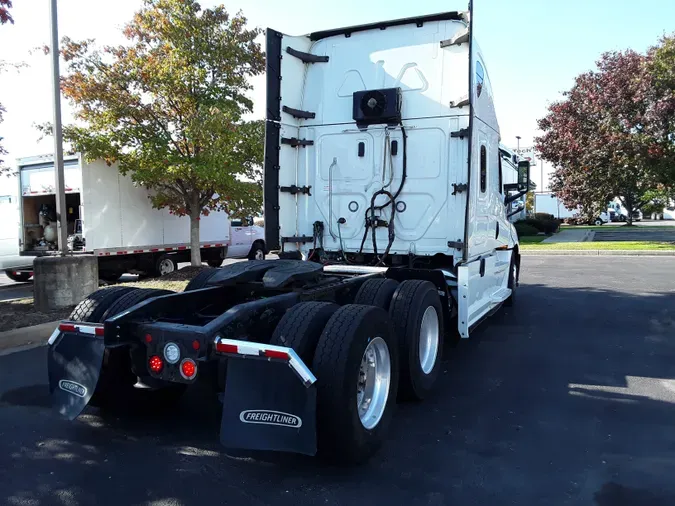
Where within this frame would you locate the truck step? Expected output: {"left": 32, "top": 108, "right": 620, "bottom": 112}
{"left": 490, "top": 288, "right": 512, "bottom": 303}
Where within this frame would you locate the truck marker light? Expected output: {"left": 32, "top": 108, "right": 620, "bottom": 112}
{"left": 149, "top": 355, "right": 164, "bottom": 373}
{"left": 95, "top": 327, "right": 105, "bottom": 336}
{"left": 145, "top": 334, "right": 153, "bottom": 343}
{"left": 163, "top": 342, "right": 181, "bottom": 364}
{"left": 59, "top": 323, "right": 77, "bottom": 333}
{"left": 192, "top": 340, "right": 200, "bottom": 351}
{"left": 180, "top": 359, "right": 197, "bottom": 379}
{"left": 263, "top": 349, "right": 290, "bottom": 360}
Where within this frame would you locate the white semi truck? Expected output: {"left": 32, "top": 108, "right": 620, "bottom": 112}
{"left": 6, "top": 154, "right": 266, "bottom": 281}
{"left": 48, "top": 8, "right": 530, "bottom": 463}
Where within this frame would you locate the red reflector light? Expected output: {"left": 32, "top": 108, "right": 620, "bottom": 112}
{"left": 148, "top": 355, "right": 163, "bottom": 373}
{"left": 180, "top": 359, "right": 197, "bottom": 379}
{"left": 59, "top": 323, "right": 76, "bottom": 333}
{"left": 95, "top": 327, "right": 105, "bottom": 336}
{"left": 192, "top": 340, "right": 200, "bottom": 351}
{"left": 264, "top": 349, "right": 290, "bottom": 360}
{"left": 145, "top": 334, "right": 153, "bottom": 343}
{"left": 215, "top": 342, "right": 238, "bottom": 354}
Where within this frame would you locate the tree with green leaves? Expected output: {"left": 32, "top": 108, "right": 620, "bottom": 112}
{"left": 58, "top": 0, "right": 265, "bottom": 265}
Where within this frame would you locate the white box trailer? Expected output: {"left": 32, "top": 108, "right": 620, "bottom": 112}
{"left": 16, "top": 154, "right": 231, "bottom": 280}
{"left": 535, "top": 192, "right": 577, "bottom": 219}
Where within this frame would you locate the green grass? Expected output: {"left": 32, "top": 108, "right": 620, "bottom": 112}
{"left": 561, "top": 225, "right": 675, "bottom": 231}
{"left": 518, "top": 235, "right": 548, "bottom": 244}
{"left": 520, "top": 241, "right": 675, "bottom": 251}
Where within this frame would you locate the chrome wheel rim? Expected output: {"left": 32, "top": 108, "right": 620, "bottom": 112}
{"left": 159, "top": 258, "right": 175, "bottom": 275}
{"left": 356, "top": 337, "right": 391, "bottom": 430}
{"left": 254, "top": 249, "right": 264, "bottom": 260}
{"left": 419, "top": 306, "right": 439, "bottom": 375}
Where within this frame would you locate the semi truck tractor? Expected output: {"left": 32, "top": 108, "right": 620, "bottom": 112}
{"left": 48, "top": 8, "right": 530, "bottom": 463}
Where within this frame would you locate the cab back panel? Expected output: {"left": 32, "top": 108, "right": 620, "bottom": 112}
{"left": 266, "top": 15, "right": 484, "bottom": 260}
{"left": 301, "top": 21, "right": 470, "bottom": 126}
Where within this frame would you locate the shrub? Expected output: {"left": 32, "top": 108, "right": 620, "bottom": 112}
{"left": 522, "top": 217, "right": 560, "bottom": 235}
{"left": 534, "top": 212, "right": 555, "bottom": 221}
{"left": 514, "top": 221, "right": 540, "bottom": 237}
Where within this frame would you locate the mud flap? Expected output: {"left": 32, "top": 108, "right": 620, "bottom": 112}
{"left": 220, "top": 359, "right": 317, "bottom": 456}
{"left": 48, "top": 332, "right": 105, "bottom": 420}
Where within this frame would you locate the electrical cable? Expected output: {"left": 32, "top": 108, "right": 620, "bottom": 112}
{"left": 359, "top": 124, "right": 407, "bottom": 255}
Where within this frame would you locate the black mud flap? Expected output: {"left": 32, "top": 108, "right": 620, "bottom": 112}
{"left": 48, "top": 332, "right": 105, "bottom": 420}
{"left": 220, "top": 359, "right": 317, "bottom": 456}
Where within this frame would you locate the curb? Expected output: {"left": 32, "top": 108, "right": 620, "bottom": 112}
{"left": 0, "top": 320, "right": 59, "bottom": 356}
{"left": 521, "top": 250, "right": 675, "bottom": 256}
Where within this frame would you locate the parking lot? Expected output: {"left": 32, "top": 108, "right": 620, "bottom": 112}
{"left": 1, "top": 256, "right": 674, "bottom": 506}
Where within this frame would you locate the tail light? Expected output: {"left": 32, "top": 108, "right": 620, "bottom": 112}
{"left": 148, "top": 355, "right": 163, "bottom": 373}
{"left": 180, "top": 358, "right": 197, "bottom": 380}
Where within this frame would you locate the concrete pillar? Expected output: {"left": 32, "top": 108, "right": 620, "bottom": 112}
{"left": 34, "top": 256, "right": 99, "bottom": 311}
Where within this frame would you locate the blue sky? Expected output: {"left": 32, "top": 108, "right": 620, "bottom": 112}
{"left": 0, "top": 0, "right": 673, "bottom": 194}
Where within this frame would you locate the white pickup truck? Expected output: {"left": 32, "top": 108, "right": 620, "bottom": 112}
{"left": 226, "top": 217, "right": 266, "bottom": 261}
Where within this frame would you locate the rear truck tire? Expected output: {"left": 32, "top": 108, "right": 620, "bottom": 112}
{"left": 389, "top": 280, "right": 444, "bottom": 401}
{"left": 248, "top": 241, "right": 266, "bottom": 261}
{"left": 68, "top": 286, "right": 139, "bottom": 323}
{"left": 101, "top": 288, "right": 174, "bottom": 321}
{"left": 184, "top": 267, "right": 218, "bottom": 291}
{"left": 504, "top": 253, "right": 518, "bottom": 307}
{"left": 312, "top": 304, "right": 399, "bottom": 464}
{"left": 354, "top": 278, "right": 399, "bottom": 310}
{"left": 270, "top": 302, "right": 340, "bottom": 363}
{"left": 207, "top": 258, "right": 224, "bottom": 268}
{"left": 154, "top": 254, "right": 177, "bottom": 277}
{"left": 4, "top": 270, "right": 31, "bottom": 282}
{"left": 594, "top": 218, "right": 603, "bottom": 226}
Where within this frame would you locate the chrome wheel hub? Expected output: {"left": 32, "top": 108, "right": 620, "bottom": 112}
{"left": 419, "top": 306, "right": 439, "bottom": 375}
{"left": 356, "top": 337, "right": 391, "bottom": 430}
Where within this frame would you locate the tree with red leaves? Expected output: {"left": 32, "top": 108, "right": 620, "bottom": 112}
{"left": 536, "top": 39, "right": 675, "bottom": 224}
{"left": 0, "top": 0, "right": 12, "bottom": 25}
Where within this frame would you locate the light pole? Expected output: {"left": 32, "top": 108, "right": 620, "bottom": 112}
{"left": 516, "top": 135, "right": 521, "bottom": 152}
{"left": 50, "top": 0, "right": 68, "bottom": 256}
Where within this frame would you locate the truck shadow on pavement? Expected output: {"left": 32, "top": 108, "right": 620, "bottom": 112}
{"left": 1, "top": 281, "right": 675, "bottom": 506}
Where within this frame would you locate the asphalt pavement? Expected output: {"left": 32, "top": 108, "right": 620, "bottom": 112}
{"left": 1, "top": 256, "right": 675, "bottom": 506}
{"left": 0, "top": 272, "right": 33, "bottom": 302}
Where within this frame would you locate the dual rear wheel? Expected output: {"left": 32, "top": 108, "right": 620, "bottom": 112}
{"left": 270, "top": 278, "right": 444, "bottom": 463}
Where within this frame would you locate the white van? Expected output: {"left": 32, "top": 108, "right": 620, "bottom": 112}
{"left": 0, "top": 193, "right": 33, "bottom": 281}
